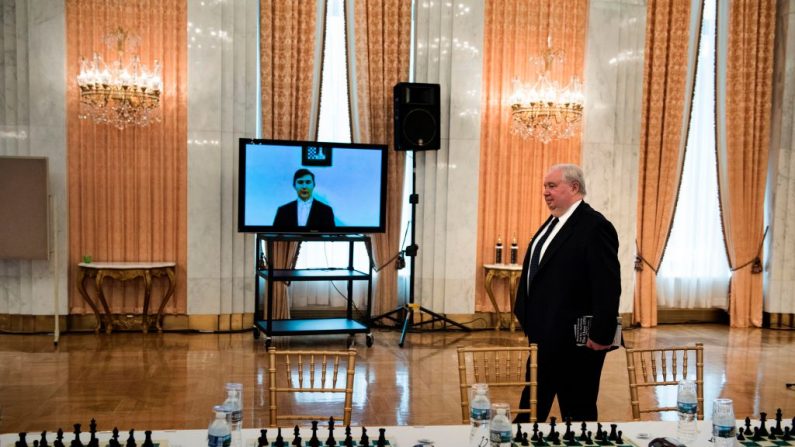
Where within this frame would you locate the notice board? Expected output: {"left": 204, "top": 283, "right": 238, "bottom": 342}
{"left": 0, "top": 156, "right": 49, "bottom": 260}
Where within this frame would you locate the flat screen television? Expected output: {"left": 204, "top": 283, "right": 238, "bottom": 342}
{"left": 238, "top": 138, "right": 388, "bottom": 234}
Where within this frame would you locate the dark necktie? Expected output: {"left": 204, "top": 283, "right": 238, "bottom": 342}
{"left": 528, "top": 217, "right": 559, "bottom": 284}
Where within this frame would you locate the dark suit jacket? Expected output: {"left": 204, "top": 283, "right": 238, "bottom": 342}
{"left": 272, "top": 199, "right": 336, "bottom": 231}
{"left": 513, "top": 202, "right": 620, "bottom": 348}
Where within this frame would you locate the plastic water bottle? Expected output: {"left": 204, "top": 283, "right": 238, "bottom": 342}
{"left": 712, "top": 398, "right": 737, "bottom": 447}
{"left": 469, "top": 384, "right": 491, "bottom": 447}
{"left": 676, "top": 380, "right": 698, "bottom": 442}
{"left": 489, "top": 402, "right": 512, "bottom": 447}
{"left": 208, "top": 405, "right": 232, "bottom": 447}
{"left": 223, "top": 383, "right": 243, "bottom": 447}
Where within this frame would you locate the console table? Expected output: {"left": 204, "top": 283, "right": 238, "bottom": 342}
{"left": 77, "top": 262, "right": 176, "bottom": 334}
{"left": 483, "top": 263, "right": 522, "bottom": 331}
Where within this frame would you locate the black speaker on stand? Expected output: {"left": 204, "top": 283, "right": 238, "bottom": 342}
{"left": 371, "top": 82, "right": 470, "bottom": 347}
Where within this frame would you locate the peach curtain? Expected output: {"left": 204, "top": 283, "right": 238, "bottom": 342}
{"left": 716, "top": 0, "right": 774, "bottom": 328}
{"left": 66, "top": 0, "right": 187, "bottom": 315}
{"left": 260, "top": 0, "right": 319, "bottom": 319}
{"left": 476, "top": 0, "right": 587, "bottom": 312}
{"left": 350, "top": 1, "right": 410, "bottom": 316}
{"left": 633, "top": 0, "right": 693, "bottom": 327}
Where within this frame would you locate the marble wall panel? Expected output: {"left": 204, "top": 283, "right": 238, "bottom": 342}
{"left": 413, "top": 0, "right": 484, "bottom": 314}
{"left": 582, "top": 0, "right": 646, "bottom": 314}
{"left": 0, "top": 0, "right": 67, "bottom": 317}
{"left": 186, "top": 0, "right": 257, "bottom": 316}
{"left": 766, "top": 0, "right": 795, "bottom": 314}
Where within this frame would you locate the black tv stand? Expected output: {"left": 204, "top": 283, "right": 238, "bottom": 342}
{"left": 252, "top": 233, "right": 374, "bottom": 348}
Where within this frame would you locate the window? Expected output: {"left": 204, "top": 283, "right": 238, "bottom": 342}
{"left": 656, "top": 0, "right": 731, "bottom": 309}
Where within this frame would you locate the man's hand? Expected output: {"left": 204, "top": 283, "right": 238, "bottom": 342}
{"left": 585, "top": 338, "right": 612, "bottom": 351}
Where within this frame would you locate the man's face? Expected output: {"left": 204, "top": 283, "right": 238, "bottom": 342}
{"left": 294, "top": 174, "right": 315, "bottom": 201}
{"left": 543, "top": 168, "right": 579, "bottom": 217}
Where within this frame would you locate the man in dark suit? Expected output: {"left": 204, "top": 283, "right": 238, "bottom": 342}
{"left": 272, "top": 168, "right": 336, "bottom": 231}
{"left": 514, "top": 163, "right": 620, "bottom": 423}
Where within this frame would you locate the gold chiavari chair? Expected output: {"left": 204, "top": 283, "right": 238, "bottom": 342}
{"left": 624, "top": 342, "right": 704, "bottom": 421}
{"left": 456, "top": 345, "right": 538, "bottom": 424}
{"left": 267, "top": 347, "right": 357, "bottom": 427}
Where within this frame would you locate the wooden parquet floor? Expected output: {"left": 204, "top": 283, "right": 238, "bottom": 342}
{"left": 0, "top": 324, "right": 793, "bottom": 433}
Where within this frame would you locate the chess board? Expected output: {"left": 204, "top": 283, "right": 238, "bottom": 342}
{"left": 510, "top": 437, "right": 638, "bottom": 447}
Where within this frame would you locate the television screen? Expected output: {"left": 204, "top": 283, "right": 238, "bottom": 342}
{"left": 238, "top": 138, "right": 388, "bottom": 234}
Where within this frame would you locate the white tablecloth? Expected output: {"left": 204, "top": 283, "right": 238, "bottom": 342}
{"left": 0, "top": 420, "right": 728, "bottom": 447}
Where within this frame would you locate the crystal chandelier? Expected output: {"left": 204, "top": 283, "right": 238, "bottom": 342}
{"left": 77, "top": 27, "right": 162, "bottom": 130}
{"left": 508, "top": 36, "right": 584, "bottom": 144}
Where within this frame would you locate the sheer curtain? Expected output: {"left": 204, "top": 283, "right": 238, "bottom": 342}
{"left": 290, "top": 0, "right": 373, "bottom": 311}
{"left": 656, "top": 0, "right": 731, "bottom": 309}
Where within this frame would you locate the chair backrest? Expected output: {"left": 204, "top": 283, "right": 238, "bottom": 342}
{"left": 624, "top": 342, "right": 704, "bottom": 421}
{"left": 456, "top": 345, "right": 538, "bottom": 424}
{"left": 267, "top": 347, "right": 357, "bottom": 427}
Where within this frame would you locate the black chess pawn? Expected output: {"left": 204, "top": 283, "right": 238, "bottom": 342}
{"left": 16, "top": 432, "right": 28, "bottom": 447}
{"left": 376, "top": 428, "right": 387, "bottom": 447}
{"left": 292, "top": 425, "right": 302, "bottom": 447}
{"left": 34, "top": 441, "right": 39, "bottom": 447}
{"left": 359, "top": 427, "right": 369, "bottom": 447}
{"left": 344, "top": 425, "right": 354, "bottom": 447}
{"left": 759, "top": 411, "right": 769, "bottom": 436}
{"left": 125, "top": 429, "right": 136, "bottom": 447}
{"left": 39, "top": 431, "right": 49, "bottom": 447}
{"left": 736, "top": 427, "right": 745, "bottom": 441}
{"left": 584, "top": 430, "right": 594, "bottom": 445}
{"left": 108, "top": 428, "right": 120, "bottom": 447}
{"left": 142, "top": 431, "right": 154, "bottom": 447}
{"left": 752, "top": 427, "right": 763, "bottom": 441}
{"left": 275, "top": 427, "right": 285, "bottom": 447}
{"left": 257, "top": 429, "right": 269, "bottom": 447}
{"left": 616, "top": 430, "right": 624, "bottom": 445}
{"left": 782, "top": 427, "right": 792, "bottom": 441}
{"left": 53, "top": 429, "right": 64, "bottom": 447}
{"left": 71, "top": 424, "right": 83, "bottom": 447}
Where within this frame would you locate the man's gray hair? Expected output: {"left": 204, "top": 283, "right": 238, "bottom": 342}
{"left": 551, "top": 163, "right": 587, "bottom": 196}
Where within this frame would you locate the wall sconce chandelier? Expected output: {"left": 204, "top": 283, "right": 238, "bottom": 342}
{"left": 508, "top": 36, "right": 584, "bottom": 144}
{"left": 77, "top": 27, "right": 162, "bottom": 130}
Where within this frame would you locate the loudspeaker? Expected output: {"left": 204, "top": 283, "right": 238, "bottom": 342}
{"left": 393, "top": 82, "right": 440, "bottom": 151}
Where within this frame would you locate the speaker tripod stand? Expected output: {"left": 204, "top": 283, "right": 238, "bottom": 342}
{"left": 371, "top": 152, "right": 470, "bottom": 347}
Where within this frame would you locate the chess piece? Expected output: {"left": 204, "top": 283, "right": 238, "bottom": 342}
{"left": 125, "top": 429, "right": 136, "bottom": 447}
{"left": 71, "top": 424, "right": 83, "bottom": 447}
{"left": 87, "top": 420, "right": 99, "bottom": 447}
{"left": 16, "top": 432, "right": 28, "bottom": 447}
{"left": 532, "top": 423, "right": 539, "bottom": 441}
{"left": 521, "top": 432, "right": 530, "bottom": 446}
{"left": 142, "top": 431, "right": 154, "bottom": 447}
{"left": 34, "top": 441, "right": 39, "bottom": 447}
{"left": 563, "top": 418, "right": 573, "bottom": 442}
{"left": 752, "top": 427, "right": 763, "bottom": 441}
{"left": 359, "top": 427, "right": 369, "bottom": 447}
{"left": 514, "top": 423, "right": 524, "bottom": 443}
{"left": 257, "top": 429, "right": 269, "bottom": 447}
{"left": 108, "top": 428, "right": 121, "bottom": 447}
{"left": 326, "top": 417, "right": 337, "bottom": 446}
{"left": 39, "top": 431, "right": 49, "bottom": 447}
{"left": 53, "top": 429, "right": 64, "bottom": 447}
{"left": 376, "top": 428, "right": 386, "bottom": 447}
{"left": 344, "top": 426, "right": 354, "bottom": 447}
{"left": 585, "top": 430, "right": 593, "bottom": 445}
{"left": 782, "top": 427, "right": 792, "bottom": 441}
{"left": 737, "top": 427, "right": 745, "bottom": 441}
{"left": 595, "top": 422, "right": 603, "bottom": 440}
{"left": 616, "top": 430, "right": 624, "bottom": 445}
{"left": 309, "top": 421, "right": 320, "bottom": 447}
{"left": 608, "top": 424, "right": 618, "bottom": 442}
{"left": 275, "top": 427, "right": 284, "bottom": 447}
{"left": 759, "top": 412, "right": 769, "bottom": 436}
{"left": 579, "top": 422, "right": 588, "bottom": 441}
{"left": 774, "top": 408, "right": 784, "bottom": 435}
{"left": 292, "top": 425, "right": 302, "bottom": 447}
